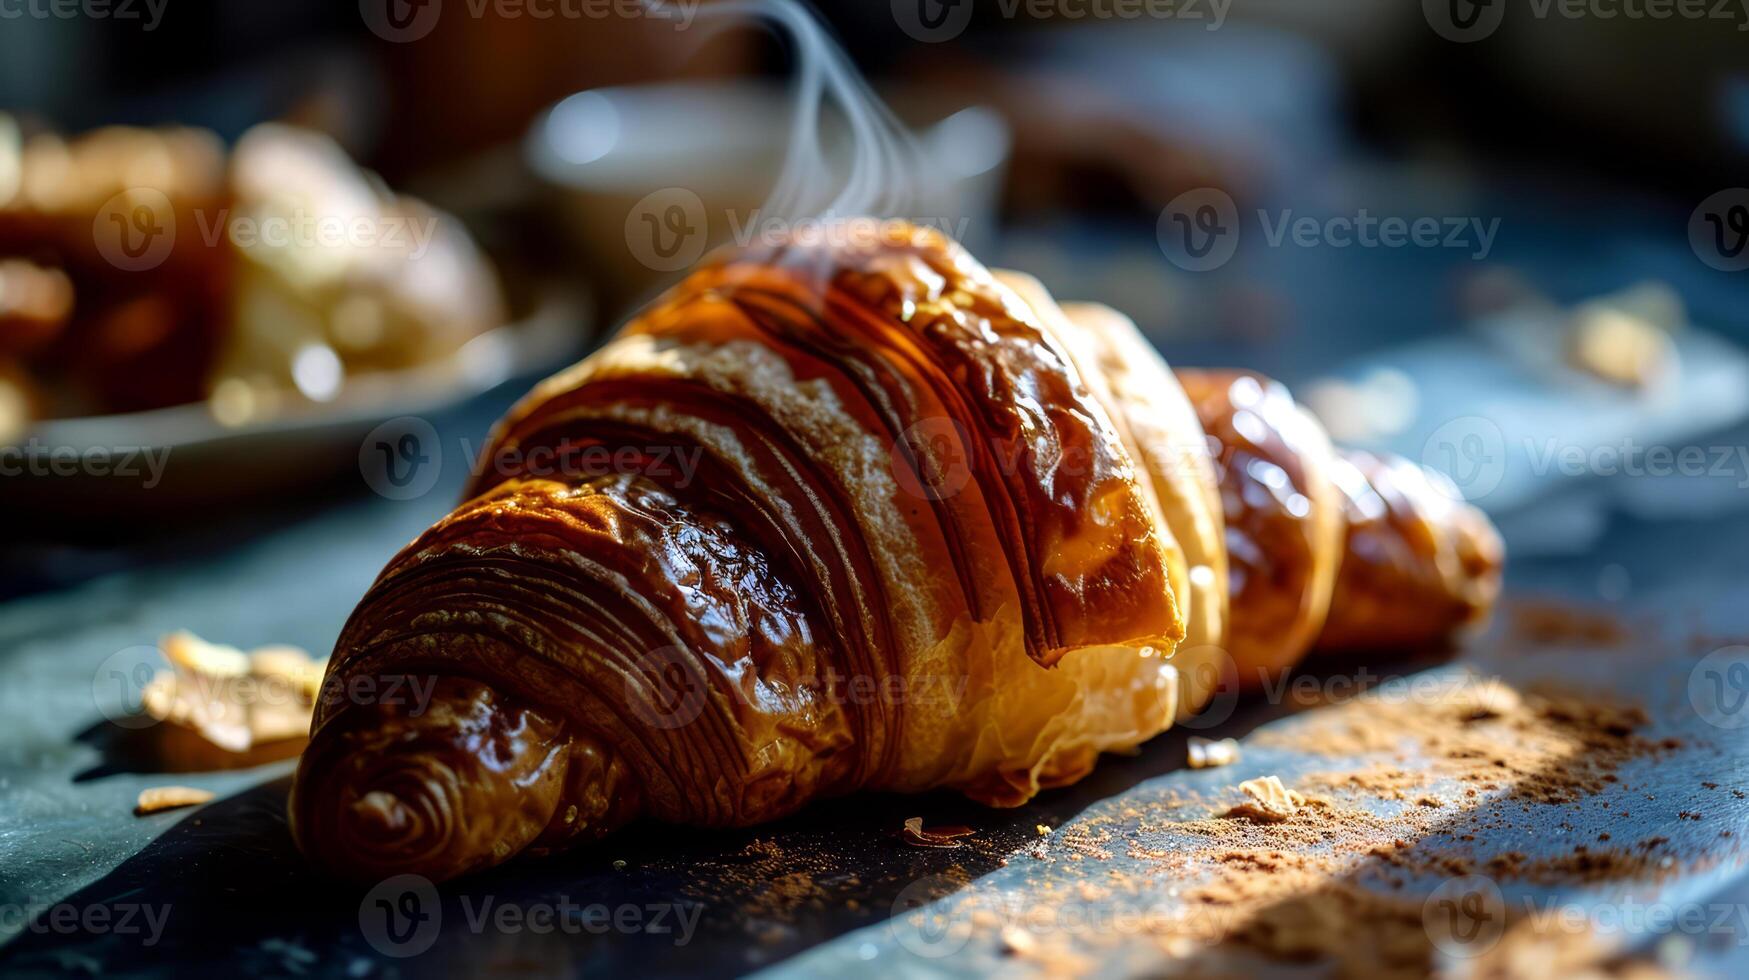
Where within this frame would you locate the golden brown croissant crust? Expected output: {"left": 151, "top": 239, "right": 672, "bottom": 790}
{"left": 475, "top": 228, "right": 1184, "bottom": 667}
{"left": 292, "top": 222, "right": 1501, "bottom": 881}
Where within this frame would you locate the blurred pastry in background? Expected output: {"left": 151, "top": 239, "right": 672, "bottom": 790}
{"left": 1564, "top": 284, "right": 1682, "bottom": 390}
{"left": 0, "top": 114, "right": 504, "bottom": 437}
{"left": 0, "top": 257, "right": 73, "bottom": 354}
{"left": 0, "top": 357, "right": 37, "bottom": 444}
{"left": 0, "top": 117, "right": 231, "bottom": 416}
{"left": 211, "top": 124, "right": 504, "bottom": 426}
{"left": 1460, "top": 270, "right": 1685, "bottom": 393}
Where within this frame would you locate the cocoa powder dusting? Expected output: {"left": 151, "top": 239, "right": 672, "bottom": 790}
{"left": 974, "top": 667, "right": 1707, "bottom": 978}
{"left": 1506, "top": 600, "right": 1632, "bottom": 648}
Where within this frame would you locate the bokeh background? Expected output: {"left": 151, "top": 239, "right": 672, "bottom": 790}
{"left": 2, "top": 0, "right": 1748, "bottom": 605}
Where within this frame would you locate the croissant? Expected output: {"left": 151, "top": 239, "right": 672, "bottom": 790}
{"left": 290, "top": 222, "right": 1501, "bottom": 882}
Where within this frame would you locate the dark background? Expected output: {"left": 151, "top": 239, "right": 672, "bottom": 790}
{"left": 3, "top": 0, "right": 1745, "bottom": 383}
{"left": 6, "top": 1, "right": 1746, "bottom": 191}
{"left": 5, "top": 0, "right": 1748, "bottom": 575}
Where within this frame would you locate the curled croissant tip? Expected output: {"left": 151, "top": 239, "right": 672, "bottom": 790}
{"left": 352, "top": 790, "right": 412, "bottom": 836}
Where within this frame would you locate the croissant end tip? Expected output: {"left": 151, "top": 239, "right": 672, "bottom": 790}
{"left": 290, "top": 677, "right": 575, "bottom": 883}
{"left": 350, "top": 789, "right": 411, "bottom": 835}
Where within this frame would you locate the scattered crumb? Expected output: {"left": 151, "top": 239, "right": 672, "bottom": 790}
{"left": 1000, "top": 926, "right": 1037, "bottom": 956}
{"left": 1456, "top": 677, "right": 1522, "bottom": 720}
{"left": 1187, "top": 736, "right": 1240, "bottom": 769}
{"left": 143, "top": 631, "right": 323, "bottom": 751}
{"left": 902, "top": 817, "right": 975, "bottom": 849}
{"left": 1226, "top": 776, "right": 1306, "bottom": 823}
{"left": 134, "top": 785, "right": 214, "bottom": 815}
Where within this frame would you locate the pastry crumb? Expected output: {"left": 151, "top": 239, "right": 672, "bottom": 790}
{"left": 902, "top": 816, "right": 975, "bottom": 849}
{"left": 1227, "top": 776, "right": 1306, "bottom": 823}
{"left": 1456, "top": 676, "right": 1522, "bottom": 720}
{"left": 1001, "top": 926, "right": 1037, "bottom": 956}
{"left": 143, "top": 631, "right": 323, "bottom": 752}
{"left": 1187, "top": 736, "right": 1240, "bottom": 769}
{"left": 135, "top": 785, "right": 214, "bottom": 815}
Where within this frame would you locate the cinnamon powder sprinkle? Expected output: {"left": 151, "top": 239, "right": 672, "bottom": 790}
{"left": 969, "top": 670, "right": 1703, "bottom": 978}
{"left": 1506, "top": 600, "right": 1631, "bottom": 648}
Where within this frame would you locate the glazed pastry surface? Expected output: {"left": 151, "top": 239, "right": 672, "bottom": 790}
{"left": 291, "top": 223, "right": 1501, "bottom": 881}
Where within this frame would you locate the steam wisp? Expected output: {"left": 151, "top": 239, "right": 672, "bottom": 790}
{"left": 647, "top": 0, "right": 944, "bottom": 237}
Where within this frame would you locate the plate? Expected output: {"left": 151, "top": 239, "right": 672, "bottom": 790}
{"left": 0, "top": 289, "right": 589, "bottom": 521}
